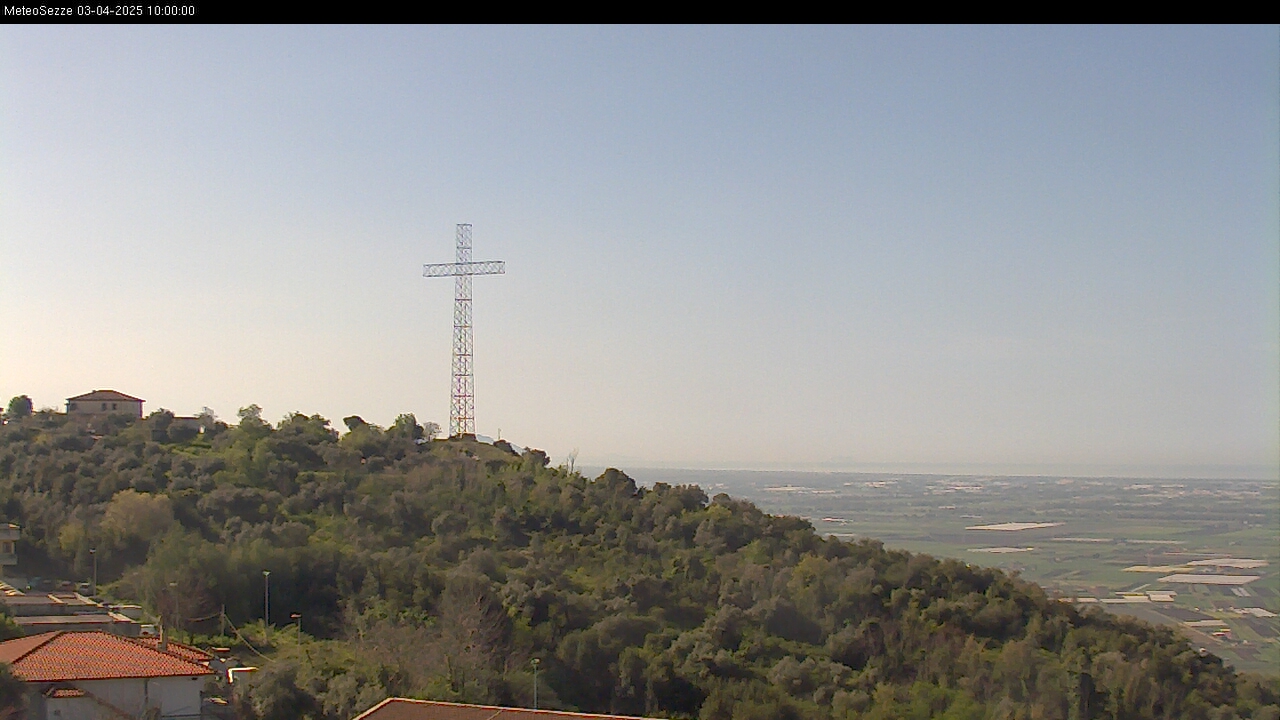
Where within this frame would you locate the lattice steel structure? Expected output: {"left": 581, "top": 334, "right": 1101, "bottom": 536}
{"left": 423, "top": 224, "right": 505, "bottom": 437}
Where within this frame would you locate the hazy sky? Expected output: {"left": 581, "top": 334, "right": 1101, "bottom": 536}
{"left": 2, "top": 26, "right": 1277, "bottom": 478}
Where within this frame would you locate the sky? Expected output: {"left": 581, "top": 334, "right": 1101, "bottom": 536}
{"left": 2, "top": 26, "right": 1277, "bottom": 478}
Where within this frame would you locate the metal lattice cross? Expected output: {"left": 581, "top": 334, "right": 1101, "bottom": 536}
{"left": 423, "top": 224, "right": 505, "bottom": 437}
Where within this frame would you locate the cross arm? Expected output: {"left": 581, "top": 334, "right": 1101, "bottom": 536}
{"left": 423, "top": 261, "right": 507, "bottom": 277}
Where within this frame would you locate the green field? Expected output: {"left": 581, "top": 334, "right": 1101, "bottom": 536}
{"left": 620, "top": 469, "right": 1280, "bottom": 675}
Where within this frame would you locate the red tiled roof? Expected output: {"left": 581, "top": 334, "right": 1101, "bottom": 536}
{"left": 134, "top": 637, "right": 215, "bottom": 664}
{"left": 0, "top": 631, "right": 214, "bottom": 682}
{"left": 353, "top": 699, "right": 665, "bottom": 720}
{"left": 0, "top": 633, "right": 52, "bottom": 662}
{"left": 45, "top": 687, "right": 86, "bottom": 698}
{"left": 66, "top": 390, "right": 145, "bottom": 403}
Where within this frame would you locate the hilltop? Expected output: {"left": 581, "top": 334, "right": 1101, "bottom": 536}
{"left": 0, "top": 408, "right": 1276, "bottom": 720}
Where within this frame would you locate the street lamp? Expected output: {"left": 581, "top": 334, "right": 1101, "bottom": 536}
{"left": 168, "top": 581, "right": 182, "bottom": 640}
{"left": 531, "top": 658, "right": 540, "bottom": 710}
{"left": 88, "top": 548, "right": 97, "bottom": 596}
{"left": 262, "top": 570, "right": 271, "bottom": 641}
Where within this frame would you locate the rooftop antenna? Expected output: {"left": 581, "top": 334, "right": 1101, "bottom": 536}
{"left": 424, "top": 224, "right": 506, "bottom": 438}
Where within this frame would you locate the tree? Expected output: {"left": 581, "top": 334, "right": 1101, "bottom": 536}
{"left": 240, "top": 661, "right": 320, "bottom": 720}
{"left": 0, "top": 663, "right": 24, "bottom": 720}
{"left": 4, "top": 396, "right": 31, "bottom": 421}
{"left": 238, "top": 403, "right": 265, "bottom": 421}
{"left": 196, "top": 406, "right": 219, "bottom": 433}
{"left": 0, "top": 606, "right": 22, "bottom": 642}
{"left": 390, "top": 413, "right": 425, "bottom": 442}
{"left": 101, "top": 490, "right": 175, "bottom": 546}
{"left": 433, "top": 571, "right": 513, "bottom": 702}
{"left": 423, "top": 421, "right": 442, "bottom": 441}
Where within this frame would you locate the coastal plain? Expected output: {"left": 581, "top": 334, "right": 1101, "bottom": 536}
{"left": 620, "top": 469, "right": 1280, "bottom": 675}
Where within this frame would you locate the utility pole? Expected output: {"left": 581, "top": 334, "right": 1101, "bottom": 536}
{"left": 262, "top": 570, "right": 271, "bottom": 641}
{"left": 89, "top": 547, "right": 97, "bottom": 596}
{"left": 169, "top": 581, "right": 180, "bottom": 640}
{"left": 423, "top": 224, "right": 506, "bottom": 438}
{"left": 532, "top": 657, "right": 540, "bottom": 710}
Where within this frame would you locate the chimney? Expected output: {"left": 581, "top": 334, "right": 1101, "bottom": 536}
{"left": 159, "top": 624, "right": 168, "bottom": 652}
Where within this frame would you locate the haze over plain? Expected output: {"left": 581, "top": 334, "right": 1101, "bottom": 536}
{"left": 1, "top": 26, "right": 1276, "bottom": 478}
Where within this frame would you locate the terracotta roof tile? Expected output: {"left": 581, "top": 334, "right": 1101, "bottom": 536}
{"left": 0, "top": 631, "right": 214, "bottom": 682}
{"left": 65, "top": 390, "right": 145, "bottom": 403}
{"left": 354, "top": 699, "right": 665, "bottom": 720}
{"left": 0, "top": 633, "right": 56, "bottom": 663}
{"left": 134, "top": 637, "right": 215, "bottom": 664}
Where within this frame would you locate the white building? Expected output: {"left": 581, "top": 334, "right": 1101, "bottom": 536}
{"left": 65, "top": 390, "right": 145, "bottom": 419}
{"left": 0, "top": 630, "right": 214, "bottom": 719}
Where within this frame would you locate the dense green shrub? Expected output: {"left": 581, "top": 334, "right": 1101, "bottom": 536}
{"left": 0, "top": 409, "right": 1273, "bottom": 720}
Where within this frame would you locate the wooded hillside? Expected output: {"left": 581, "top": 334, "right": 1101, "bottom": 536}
{"left": 0, "top": 408, "right": 1276, "bottom": 720}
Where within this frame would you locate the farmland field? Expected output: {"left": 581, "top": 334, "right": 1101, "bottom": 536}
{"left": 613, "top": 468, "right": 1280, "bottom": 675}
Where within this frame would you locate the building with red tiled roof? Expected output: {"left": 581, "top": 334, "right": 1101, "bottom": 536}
{"left": 354, "top": 698, "right": 667, "bottom": 720}
{"left": 65, "top": 390, "right": 145, "bottom": 418}
{"left": 134, "top": 636, "right": 216, "bottom": 666}
{"left": 0, "top": 630, "right": 213, "bottom": 719}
